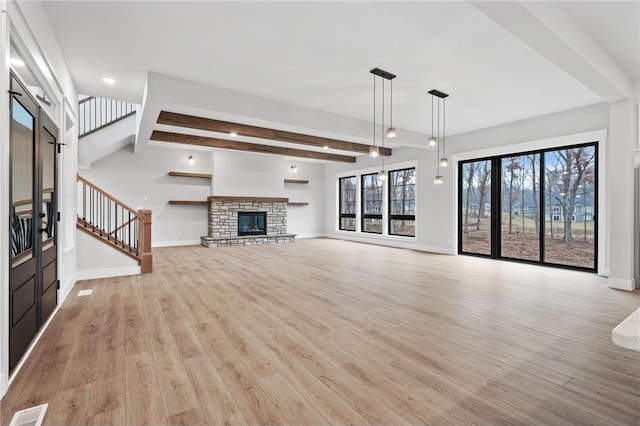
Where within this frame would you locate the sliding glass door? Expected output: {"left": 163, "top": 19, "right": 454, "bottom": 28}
{"left": 543, "top": 146, "right": 596, "bottom": 268}
{"left": 459, "top": 142, "right": 597, "bottom": 272}
{"left": 459, "top": 159, "right": 492, "bottom": 255}
{"left": 500, "top": 154, "right": 540, "bottom": 262}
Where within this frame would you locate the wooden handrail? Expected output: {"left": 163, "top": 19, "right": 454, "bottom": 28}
{"left": 76, "top": 174, "right": 138, "bottom": 215}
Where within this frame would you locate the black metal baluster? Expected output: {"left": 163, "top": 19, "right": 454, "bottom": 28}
{"left": 82, "top": 182, "right": 86, "bottom": 221}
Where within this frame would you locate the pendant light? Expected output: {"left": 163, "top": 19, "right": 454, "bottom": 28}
{"left": 370, "top": 74, "right": 380, "bottom": 158}
{"left": 428, "top": 95, "right": 437, "bottom": 147}
{"left": 379, "top": 86, "right": 387, "bottom": 183}
{"left": 370, "top": 67, "right": 396, "bottom": 180}
{"left": 428, "top": 89, "right": 449, "bottom": 184}
{"left": 385, "top": 79, "right": 396, "bottom": 139}
{"left": 439, "top": 96, "right": 448, "bottom": 167}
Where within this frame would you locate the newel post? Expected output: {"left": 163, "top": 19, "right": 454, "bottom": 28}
{"left": 138, "top": 209, "right": 153, "bottom": 273}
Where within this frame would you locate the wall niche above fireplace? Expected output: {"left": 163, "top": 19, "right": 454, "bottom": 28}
{"left": 238, "top": 211, "right": 267, "bottom": 236}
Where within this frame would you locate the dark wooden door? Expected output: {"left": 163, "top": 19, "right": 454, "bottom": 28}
{"left": 9, "top": 74, "right": 59, "bottom": 373}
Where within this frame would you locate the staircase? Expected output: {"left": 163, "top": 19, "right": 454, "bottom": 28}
{"left": 78, "top": 96, "right": 138, "bottom": 169}
{"left": 76, "top": 174, "right": 152, "bottom": 273}
{"left": 79, "top": 96, "right": 136, "bottom": 137}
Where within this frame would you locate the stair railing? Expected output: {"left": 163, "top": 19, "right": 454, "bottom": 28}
{"left": 76, "top": 174, "right": 152, "bottom": 273}
{"left": 78, "top": 96, "right": 136, "bottom": 138}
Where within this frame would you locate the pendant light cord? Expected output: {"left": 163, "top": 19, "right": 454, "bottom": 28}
{"left": 437, "top": 97, "right": 440, "bottom": 174}
{"left": 390, "top": 79, "right": 393, "bottom": 128}
{"left": 381, "top": 79, "right": 385, "bottom": 148}
{"left": 373, "top": 74, "right": 376, "bottom": 148}
{"left": 443, "top": 97, "right": 446, "bottom": 158}
{"left": 431, "top": 95, "right": 434, "bottom": 138}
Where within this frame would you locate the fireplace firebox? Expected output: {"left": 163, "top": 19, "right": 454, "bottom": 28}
{"left": 238, "top": 212, "right": 267, "bottom": 236}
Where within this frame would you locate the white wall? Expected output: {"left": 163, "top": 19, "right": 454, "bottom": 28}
{"left": 213, "top": 150, "right": 284, "bottom": 197}
{"left": 1, "top": 0, "right": 78, "bottom": 398}
{"left": 284, "top": 161, "right": 324, "bottom": 238}
{"left": 76, "top": 231, "right": 140, "bottom": 279}
{"left": 81, "top": 145, "right": 212, "bottom": 247}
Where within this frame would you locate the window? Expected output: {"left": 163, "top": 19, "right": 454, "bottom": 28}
{"left": 572, "top": 215, "right": 576, "bottom": 222}
{"left": 361, "top": 173, "right": 383, "bottom": 233}
{"left": 585, "top": 215, "right": 592, "bottom": 221}
{"left": 552, "top": 215, "right": 560, "bottom": 221}
{"left": 389, "top": 168, "right": 416, "bottom": 237}
{"left": 339, "top": 176, "right": 356, "bottom": 231}
{"left": 585, "top": 206, "right": 592, "bottom": 213}
{"left": 552, "top": 206, "right": 560, "bottom": 213}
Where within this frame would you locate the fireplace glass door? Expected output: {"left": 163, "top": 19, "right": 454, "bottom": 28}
{"left": 238, "top": 212, "right": 267, "bottom": 236}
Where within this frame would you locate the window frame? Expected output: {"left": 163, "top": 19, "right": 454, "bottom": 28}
{"left": 338, "top": 175, "right": 357, "bottom": 232}
{"left": 388, "top": 167, "right": 416, "bottom": 237}
{"left": 360, "top": 173, "right": 383, "bottom": 234}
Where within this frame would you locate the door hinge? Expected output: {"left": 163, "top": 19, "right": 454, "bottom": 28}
{"left": 57, "top": 280, "right": 60, "bottom": 290}
{"left": 57, "top": 212, "right": 61, "bottom": 222}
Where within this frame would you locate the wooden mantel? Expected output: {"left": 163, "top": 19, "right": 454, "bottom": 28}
{"left": 207, "top": 196, "right": 289, "bottom": 203}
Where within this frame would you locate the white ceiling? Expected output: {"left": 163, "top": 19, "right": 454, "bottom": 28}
{"left": 557, "top": 1, "right": 639, "bottom": 82}
{"left": 42, "top": 1, "right": 634, "bottom": 139}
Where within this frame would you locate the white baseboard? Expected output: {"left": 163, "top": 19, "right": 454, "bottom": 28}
{"left": 322, "top": 233, "right": 455, "bottom": 255}
{"left": 58, "top": 273, "right": 77, "bottom": 305}
{"left": 608, "top": 277, "right": 636, "bottom": 291}
{"left": 152, "top": 240, "right": 201, "bottom": 248}
{"left": 76, "top": 266, "right": 141, "bottom": 281}
{"left": 294, "top": 233, "right": 323, "bottom": 239}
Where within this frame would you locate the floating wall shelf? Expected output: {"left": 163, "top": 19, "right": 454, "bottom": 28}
{"left": 168, "top": 171, "right": 213, "bottom": 179}
{"left": 284, "top": 179, "right": 309, "bottom": 184}
{"left": 168, "top": 200, "right": 209, "bottom": 206}
{"left": 287, "top": 202, "right": 309, "bottom": 206}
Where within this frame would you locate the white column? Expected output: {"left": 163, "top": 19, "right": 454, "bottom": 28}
{"left": 608, "top": 100, "right": 636, "bottom": 290}
{"left": 0, "top": 0, "right": 10, "bottom": 398}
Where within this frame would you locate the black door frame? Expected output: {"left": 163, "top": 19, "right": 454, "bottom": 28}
{"left": 8, "top": 72, "right": 59, "bottom": 373}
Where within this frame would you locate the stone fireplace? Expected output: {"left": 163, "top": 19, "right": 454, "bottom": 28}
{"left": 201, "top": 196, "right": 296, "bottom": 247}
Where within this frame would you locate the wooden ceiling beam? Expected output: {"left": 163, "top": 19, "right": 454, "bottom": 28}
{"left": 157, "top": 111, "right": 392, "bottom": 156}
{"left": 150, "top": 130, "right": 356, "bottom": 163}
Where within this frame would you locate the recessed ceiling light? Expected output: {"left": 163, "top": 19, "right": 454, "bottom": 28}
{"left": 230, "top": 132, "right": 238, "bottom": 137}
{"left": 102, "top": 76, "right": 117, "bottom": 85}
{"left": 9, "top": 57, "right": 24, "bottom": 67}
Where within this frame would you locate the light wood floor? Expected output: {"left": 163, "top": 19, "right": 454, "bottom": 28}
{"left": 2, "top": 238, "right": 639, "bottom": 425}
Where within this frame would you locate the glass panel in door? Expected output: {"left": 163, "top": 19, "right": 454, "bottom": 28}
{"left": 460, "top": 160, "right": 492, "bottom": 255}
{"left": 543, "top": 146, "right": 596, "bottom": 268}
{"left": 10, "top": 98, "right": 35, "bottom": 267}
{"left": 500, "top": 154, "right": 540, "bottom": 261}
